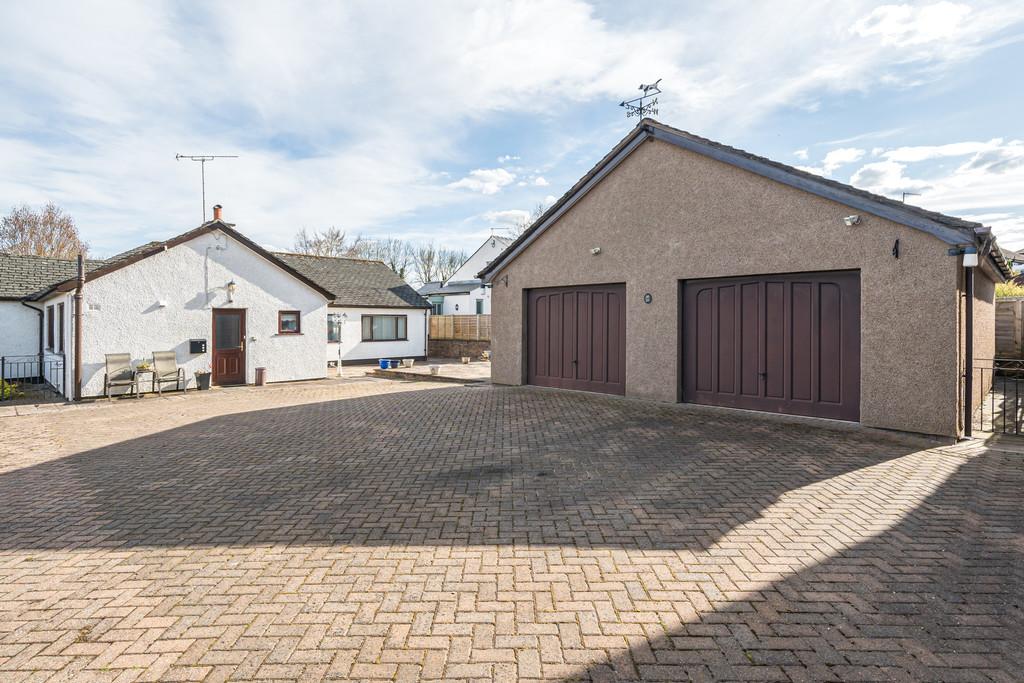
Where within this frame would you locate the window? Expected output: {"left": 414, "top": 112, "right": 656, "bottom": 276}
{"left": 430, "top": 298, "right": 444, "bottom": 315}
{"left": 57, "top": 303, "right": 65, "bottom": 353}
{"left": 361, "top": 314, "right": 407, "bottom": 341}
{"left": 46, "top": 305, "right": 54, "bottom": 350}
{"left": 475, "top": 299, "right": 484, "bottom": 314}
{"left": 328, "top": 313, "right": 344, "bottom": 343}
{"left": 278, "top": 310, "right": 301, "bottom": 334}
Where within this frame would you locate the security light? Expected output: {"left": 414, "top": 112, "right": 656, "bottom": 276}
{"left": 843, "top": 215, "right": 861, "bottom": 227}
{"left": 963, "top": 247, "right": 979, "bottom": 268}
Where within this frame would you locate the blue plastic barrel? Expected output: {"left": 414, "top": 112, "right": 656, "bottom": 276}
{"left": 379, "top": 358, "right": 390, "bottom": 370}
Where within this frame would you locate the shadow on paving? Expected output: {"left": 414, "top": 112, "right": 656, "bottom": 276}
{"left": 563, "top": 449, "right": 1024, "bottom": 682}
{"left": 2, "top": 385, "right": 916, "bottom": 553}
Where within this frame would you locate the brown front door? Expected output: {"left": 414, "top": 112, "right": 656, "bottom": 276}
{"left": 212, "top": 309, "right": 246, "bottom": 386}
{"left": 682, "top": 270, "right": 860, "bottom": 421}
{"left": 527, "top": 283, "right": 626, "bottom": 395}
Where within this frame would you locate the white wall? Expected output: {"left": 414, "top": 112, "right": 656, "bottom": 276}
{"left": 0, "top": 301, "right": 41, "bottom": 362}
{"left": 325, "top": 306, "right": 427, "bottom": 366}
{"left": 448, "top": 236, "right": 510, "bottom": 282}
{"left": 71, "top": 230, "right": 327, "bottom": 397}
{"left": 440, "top": 285, "right": 490, "bottom": 315}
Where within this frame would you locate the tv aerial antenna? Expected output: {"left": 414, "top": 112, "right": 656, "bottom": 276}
{"left": 620, "top": 79, "right": 662, "bottom": 119}
{"left": 175, "top": 154, "right": 238, "bottom": 222}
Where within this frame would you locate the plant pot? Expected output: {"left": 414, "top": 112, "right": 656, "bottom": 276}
{"left": 388, "top": 359, "right": 400, "bottom": 369}
{"left": 461, "top": 356, "right": 471, "bottom": 364}
{"left": 379, "top": 359, "right": 390, "bottom": 370}
{"left": 195, "top": 373, "right": 211, "bottom": 391}
{"left": 402, "top": 358, "right": 414, "bottom": 368}
{"left": 429, "top": 365, "right": 440, "bottom": 375}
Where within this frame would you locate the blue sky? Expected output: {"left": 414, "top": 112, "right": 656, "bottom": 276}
{"left": 2, "top": 0, "right": 1023, "bottom": 258}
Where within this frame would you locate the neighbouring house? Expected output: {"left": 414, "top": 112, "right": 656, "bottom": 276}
{"left": 272, "top": 252, "right": 429, "bottom": 369}
{"left": 0, "top": 206, "right": 427, "bottom": 399}
{"left": 419, "top": 235, "right": 511, "bottom": 315}
{"left": 478, "top": 119, "right": 1010, "bottom": 438}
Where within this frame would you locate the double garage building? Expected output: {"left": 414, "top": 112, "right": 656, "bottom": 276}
{"left": 480, "top": 120, "right": 1010, "bottom": 438}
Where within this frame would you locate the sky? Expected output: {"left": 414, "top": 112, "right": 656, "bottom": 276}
{"left": 1, "top": 0, "right": 1023, "bottom": 259}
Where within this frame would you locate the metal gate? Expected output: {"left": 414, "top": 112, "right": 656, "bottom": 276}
{"left": 972, "top": 359, "right": 1024, "bottom": 434}
{"left": 0, "top": 355, "right": 65, "bottom": 402}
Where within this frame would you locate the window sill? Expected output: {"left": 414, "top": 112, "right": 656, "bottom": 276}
{"left": 274, "top": 332, "right": 303, "bottom": 336}
{"left": 360, "top": 339, "right": 410, "bottom": 343}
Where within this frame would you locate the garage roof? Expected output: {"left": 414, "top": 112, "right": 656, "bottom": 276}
{"left": 479, "top": 118, "right": 1011, "bottom": 282}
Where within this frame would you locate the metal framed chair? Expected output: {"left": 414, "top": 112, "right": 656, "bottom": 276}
{"left": 104, "top": 353, "right": 136, "bottom": 400}
{"left": 152, "top": 351, "right": 186, "bottom": 395}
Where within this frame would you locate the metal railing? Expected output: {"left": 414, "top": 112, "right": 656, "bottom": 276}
{"left": 972, "top": 358, "right": 1024, "bottom": 434}
{"left": 0, "top": 354, "right": 65, "bottom": 402}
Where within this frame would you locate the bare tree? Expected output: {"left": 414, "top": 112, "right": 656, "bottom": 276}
{"left": 507, "top": 202, "right": 546, "bottom": 239}
{"left": 436, "top": 248, "right": 468, "bottom": 282}
{"left": 362, "top": 237, "right": 414, "bottom": 280}
{"left": 293, "top": 227, "right": 364, "bottom": 257}
{"left": 1, "top": 203, "right": 88, "bottom": 258}
{"left": 413, "top": 243, "right": 440, "bottom": 284}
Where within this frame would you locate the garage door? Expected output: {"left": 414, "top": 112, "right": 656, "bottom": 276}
{"left": 682, "top": 271, "right": 860, "bottom": 421}
{"left": 527, "top": 284, "right": 626, "bottom": 395}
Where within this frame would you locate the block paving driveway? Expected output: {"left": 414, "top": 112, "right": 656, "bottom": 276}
{"left": 0, "top": 378, "right": 1022, "bottom": 682}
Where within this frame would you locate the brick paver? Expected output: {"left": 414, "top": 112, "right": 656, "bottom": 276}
{"left": 0, "top": 379, "right": 1021, "bottom": 681}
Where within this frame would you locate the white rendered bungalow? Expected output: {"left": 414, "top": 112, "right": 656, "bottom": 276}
{"left": 0, "top": 207, "right": 427, "bottom": 399}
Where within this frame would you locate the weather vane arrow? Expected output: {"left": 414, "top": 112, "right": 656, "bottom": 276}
{"left": 620, "top": 78, "right": 662, "bottom": 119}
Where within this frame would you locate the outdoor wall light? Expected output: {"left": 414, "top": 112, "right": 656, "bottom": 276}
{"left": 963, "top": 247, "right": 979, "bottom": 268}
{"left": 843, "top": 215, "right": 861, "bottom": 227}
{"left": 157, "top": 300, "right": 167, "bottom": 308}
{"left": 226, "top": 280, "right": 237, "bottom": 302}
{"left": 590, "top": 246, "right": 602, "bottom": 255}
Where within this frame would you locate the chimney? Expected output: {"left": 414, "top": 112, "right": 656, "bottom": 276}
{"left": 212, "top": 204, "right": 223, "bottom": 221}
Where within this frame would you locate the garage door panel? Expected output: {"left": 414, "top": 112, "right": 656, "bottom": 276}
{"left": 740, "top": 282, "right": 759, "bottom": 397}
{"left": 683, "top": 271, "right": 859, "bottom": 421}
{"left": 528, "top": 284, "right": 626, "bottom": 395}
{"left": 764, "top": 281, "right": 785, "bottom": 399}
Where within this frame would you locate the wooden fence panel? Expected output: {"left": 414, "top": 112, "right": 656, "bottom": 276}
{"left": 429, "top": 314, "right": 491, "bottom": 341}
{"left": 996, "top": 299, "right": 1024, "bottom": 357}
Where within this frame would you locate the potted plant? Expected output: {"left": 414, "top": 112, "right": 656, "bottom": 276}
{"left": 194, "top": 367, "right": 212, "bottom": 390}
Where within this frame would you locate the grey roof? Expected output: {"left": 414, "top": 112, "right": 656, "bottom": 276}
{"left": 0, "top": 253, "right": 105, "bottom": 299}
{"left": 418, "top": 279, "right": 480, "bottom": 296}
{"left": 480, "top": 118, "right": 1011, "bottom": 281}
{"left": 273, "top": 252, "right": 429, "bottom": 309}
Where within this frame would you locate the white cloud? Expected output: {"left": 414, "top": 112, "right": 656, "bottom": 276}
{"left": 851, "top": 2, "right": 971, "bottom": 47}
{"left": 447, "top": 168, "right": 516, "bottom": 195}
{"left": 849, "top": 160, "right": 932, "bottom": 195}
{"left": 482, "top": 209, "right": 530, "bottom": 226}
{"left": 533, "top": 176, "right": 550, "bottom": 187}
{"left": 543, "top": 195, "right": 558, "bottom": 207}
{"left": 822, "top": 147, "right": 866, "bottom": 173}
{"left": 793, "top": 148, "right": 808, "bottom": 160}
{"left": 497, "top": 154, "right": 519, "bottom": 163}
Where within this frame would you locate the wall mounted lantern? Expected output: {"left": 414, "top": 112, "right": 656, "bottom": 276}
{"left": 226, "top": 280, "right": 237, "bottom": 302}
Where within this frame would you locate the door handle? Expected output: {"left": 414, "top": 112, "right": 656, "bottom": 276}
{"left": 758, "top": 371, "right": 767, "bottom": 379}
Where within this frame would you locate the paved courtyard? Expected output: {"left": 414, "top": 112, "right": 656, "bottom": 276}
{"left": 0, "top": 378, "right": 1022, "bottom": 682}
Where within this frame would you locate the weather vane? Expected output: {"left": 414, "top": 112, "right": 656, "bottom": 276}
{"left": 620, "top": 79, "right": 661, "bottom": 119}
{"left": 175, "top": 153, "right": 238, "bottom": 222}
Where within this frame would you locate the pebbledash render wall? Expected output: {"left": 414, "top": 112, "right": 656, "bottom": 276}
{"left": 48, "top": 229, "right": 327, "bottom": 398}
{"left": 489, "top": 137, "right": 995, "bottom": 438}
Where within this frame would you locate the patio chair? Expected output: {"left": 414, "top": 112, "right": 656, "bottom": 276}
{"left": 152, "top": 351, "right": 186, "bottom": 395}
{"left": 104, "top": 353, "right": 136, "bottom": 400}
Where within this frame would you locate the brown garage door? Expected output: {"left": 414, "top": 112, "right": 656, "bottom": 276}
{"left": 527, "top": 284, "right": 626, "bottom": 395}
{"left": 682, "top": 271, "right": 860, "bottom": 421}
